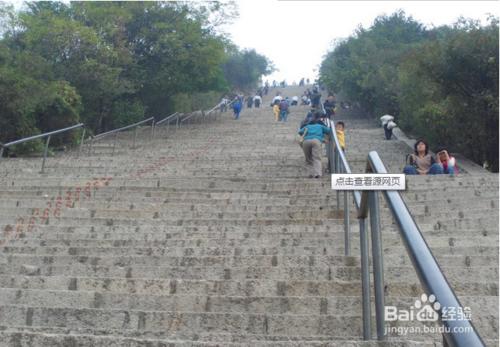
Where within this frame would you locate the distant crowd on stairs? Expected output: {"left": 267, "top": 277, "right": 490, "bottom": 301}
{"left": 221, "top": 81, "right": 460, "bottom": 179}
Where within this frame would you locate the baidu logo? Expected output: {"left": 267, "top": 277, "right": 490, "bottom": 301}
{"left": 385, "top": 293, "right": 473, "bottom": 336}
{"left": 385, "top": 294, "right": 442, "bottom": 322}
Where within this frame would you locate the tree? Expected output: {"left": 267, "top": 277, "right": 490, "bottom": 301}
{"left": 320, "top": 11, "right": 426, "bottom": 116}
{"left": 319, "top": 11, "right": 498, "bottom": 171}
{"left": 399, "top": 18, "right": 499, "bottom": 171}
{"left": 0, "top": 1, "right": 273, "bottom": 154}
{"left": 223, "top": 48, "right": 274, "bottom": 91}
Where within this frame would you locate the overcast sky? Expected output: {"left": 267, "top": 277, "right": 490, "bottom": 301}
{"left": 223, "top": 0, "right": 498, "bottom": 84}
{"left": 4, "top": 0, "right": 498, "bottom": 84}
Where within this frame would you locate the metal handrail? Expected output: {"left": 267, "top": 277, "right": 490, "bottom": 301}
{"left": 0, "top": 123, "right": 86, "bottom": 173}
{"left": 326, "top": 118, "right": 485, "bottom": 346}
{"left": 0, "top": 97, "right": 226, "bottom": 167}
{"left": 0, "top": 123, "right": 84, "bottom": 148}
{"left": 327, "top": 122, "right": 361, "bottom": 207}
{"left": 87, "top": 98, "right": 225, "bottom": 155}
{"left": 207, "top": 102, "right": 223, "bottom": 114}
{"left": 364, "top": 152, "right": 485, "bottom": 347}
{"left": 155, "top": 112, "right": 179, "bottom": 126}
{"left": 179, "top": 110, "right": 201, "bottom": 124}
{"left": 92, "top": 117, "right": 154, "bottom": 141}
{"left": 155, "top": 112, "right": 181, "bottom": 135}
{"left": 87, "top": 117, "right": 155, "bottom": 155}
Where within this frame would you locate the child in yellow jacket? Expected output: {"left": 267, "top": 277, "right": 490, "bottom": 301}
{"left": 335, "top": 121, "right": 346, "bottom": 151}
{"left": 272, "top": 102, "right": 280, "bottom": 121}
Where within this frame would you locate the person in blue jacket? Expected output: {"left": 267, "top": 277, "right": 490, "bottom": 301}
{"left": 233, "top": 98, "right": 242, "bottom": 119}
{"left": 298, "top": 117, "right": 331, "bottom": 178}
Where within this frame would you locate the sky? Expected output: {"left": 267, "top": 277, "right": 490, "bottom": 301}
{"left": 4, "top": 0, "right": 498, "bottom": 84}
{"left": 223, "top": 0, "right": 499, "bottom": 84}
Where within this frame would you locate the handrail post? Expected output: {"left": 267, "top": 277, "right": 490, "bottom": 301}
{"left": 112, "top": 132, "right": 118, "bottom": 156}
{"left": 176, "top": 114, "right": 180, "bottom": 129}
{"left": 335, "top": 150, "right": 340, "bottom": 210}
{"left": 369, "top": 190, "right": 386, "bottom": 340}
{"left": 343, "top": 161, "right": 350, "bottom": 256}
{"left": 0, "top": 147, "right": 4, "bottom": 161}
{"left": 359, "top": 217, "right": 372, "bottom": 340}
{"left": 331, "top": 143, "right": 335, "bottom": 174}
{"left": 78, "top": 127, "right": 86, "bottom": 158}
{"left": 88, "top": 137, "right": 93, "bottom": 156}
{"left": 40, "top": 135, "right": 51, "bottom": 174}
{"left": 151, "top": 119, "right": 156, "bottom": 139}
{"left": 325, "top": 141, "right": 330, "bottom": 172}
{"left": 133, "top": 127, "right": 137, "bottom": 149}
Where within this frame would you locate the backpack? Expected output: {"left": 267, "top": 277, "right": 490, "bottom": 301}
{"left": 279, "top": 100, "right": 289, "bottom": 111}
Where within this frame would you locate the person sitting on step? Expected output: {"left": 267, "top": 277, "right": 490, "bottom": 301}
{"left": 403, "top": 139, "right": 444, "bottom": 175}
{"left": 435, "top": 146, "right": 458, "bottom": 176}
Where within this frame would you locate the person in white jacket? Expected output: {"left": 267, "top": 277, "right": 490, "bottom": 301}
{"left": 253, "top": 94, "right": 262, "bottom": 108}
{"left": 380, "top": 114, "right": 396, "bottom": 140}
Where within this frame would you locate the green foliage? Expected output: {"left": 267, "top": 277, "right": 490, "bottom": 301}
{"left": 320, "top": 11, "right": 499, "bottom": 171}
{"left": 171, "top": 91, "right": 222, "bottom": 113}
{"left": 223, "top": 48, "right": 275, "bottom": 91}
{"left": 0, "top": 1, "right": 272, "bottom": 156}
{"left": 320, "top": 11, "right": 426, "bottom": 117}
{"left": 109, "top": 99, "right": 146, "bottom": 129}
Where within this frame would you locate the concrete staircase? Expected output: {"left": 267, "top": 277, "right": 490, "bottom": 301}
{"left": 0, "top": 85, "right": 497, "bottom": 346}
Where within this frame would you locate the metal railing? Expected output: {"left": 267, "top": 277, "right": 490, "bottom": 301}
{"left": 156, "top": 105, "right": 223, "bottom": 134}
{"left": 0, "top": 123, "right": 85, "bottom": 173}
{"left": 179, "top": 110, "right": 202, "bottom": 125}
{"left": 326, "top": 118, "right": 485, "bottom": 346}
{"left": 155, "top": 112, "right": 181, "bottom": 133}
{"left": 87, "top": 117, "right": 155, "bottom": 155}
{"left": 0, "top": 98, "right": 229, "bottom": 168}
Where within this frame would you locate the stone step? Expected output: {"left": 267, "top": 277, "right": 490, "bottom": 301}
{"left": 0, "top": 289, "right": 360, "bottom": 314}
{"left": 1, "top": 204, "right": 495, "bottom": 224}
{"left": 1, "top": 216, "right": 496, "bottom": 234}
{"left": 1, "top": 194, "right": 496, "bottom": 212}
{"left": 0, "top": 263, "right": 496, "bottom": 283}
{"left": 0, "top": 330, "right": 444, "bottom": 347}
{"left": 5, "top": 208, "right": 495, "bottom": 224}
{"left": 0, "top": 180, "right": 496, "bottom": 194}
{"left": 4, "top": 230, "right": 498, "bottom": 248}
{"left": 5, "top": 237, "right": 497, "bottom": 256}
{"left": 0, "top": 198, "right": 496, "bottom": 218}
{"left": 1, "top": 248, "right": 495, "bottom": 268}
{"left": 0, "top": 288, "right": 495, "bottom": 318}
{"left": 0, "top": 254, "right": 359, "bottom": 269}
{"left": 0, "top": 275, "right": 496, "bottom": 297}
{"left": 6, "top": 226, "right": 498, "bottom": 249}
{"left": 0, "top": 306, "right": 495, "bottom": 341}
{"left": 5, "top": 226, "right": 497, "bottom": 246}
{"left": 0, "top": 206, "right": 349, "bottom": 220}
{"left": 0, "top": 305, "right": 360, "bottom": 336}
{"left": 2, "top": 175, "right": 497, "bottom": 187}
{"left": 6, "top": 221, "right": 495, "bottom": 236}
{"left": 0, "top": 195, "right": 496, "bottom": 212}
